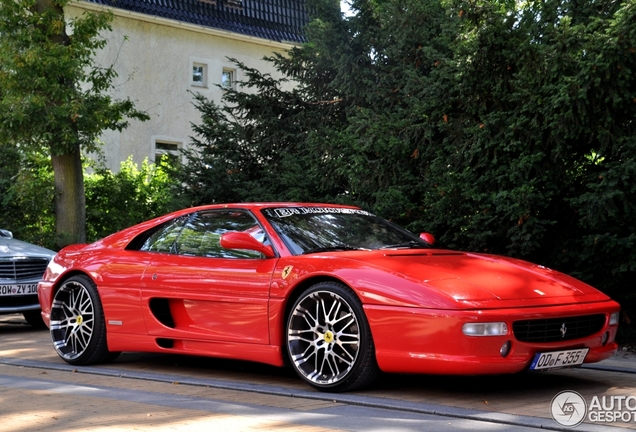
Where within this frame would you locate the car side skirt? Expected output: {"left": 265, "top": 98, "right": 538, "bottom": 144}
{"left": 106, "top": 333, "right": 285, "bottom": 367}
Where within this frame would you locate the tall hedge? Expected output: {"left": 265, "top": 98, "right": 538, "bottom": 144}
{"left": 180, "top": 0, "right": 636, "bottom": 329}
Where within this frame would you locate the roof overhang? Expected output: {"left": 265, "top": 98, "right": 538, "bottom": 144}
{"left": 70, "top": 0, "right": 297, "bottom": 50}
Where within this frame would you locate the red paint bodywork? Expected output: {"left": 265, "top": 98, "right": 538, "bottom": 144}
{"left": 38, "top": 203, "right": 620, "bottom": 374}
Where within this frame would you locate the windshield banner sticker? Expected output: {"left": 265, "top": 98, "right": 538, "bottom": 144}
{"left": 272, "top": 207, "right": 374, "bottom": 218}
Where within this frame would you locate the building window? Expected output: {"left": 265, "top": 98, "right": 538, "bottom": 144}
{"left": 192, "top": 63, "right": 207, "bottom": 87}
{"left": 155, "top": 141, "right": 180, "bottom": 165}
{"left": 224, "top": 0, "right": 242, "bottom": 9}
{"left": 221, "top": 68, "right": 235, "bottom": 90}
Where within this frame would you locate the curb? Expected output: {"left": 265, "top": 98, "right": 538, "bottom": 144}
{"left": 0, "top": 356, "right": 623, "bottom": 432}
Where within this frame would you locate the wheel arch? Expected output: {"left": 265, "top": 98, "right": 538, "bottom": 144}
{"left": 42, "top": 270, "right": 98, "bottom": 321}
{"left": 51, "top": 270, "right": 96, "bottom": 301}
{"left": 282, "top": 275, "right": 361, "bottom": 329}
{"left": 280, "top": 275, "right": 371, "bottom": 363}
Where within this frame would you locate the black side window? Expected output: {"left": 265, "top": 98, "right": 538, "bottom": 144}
{"left": 174, "top": 210, "right": 266, "bottom": 259}
{"left": 134, "top": 216, "right": 188, "bottom": 253}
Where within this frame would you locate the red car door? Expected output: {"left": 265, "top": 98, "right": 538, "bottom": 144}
{"left": 139, "top": 210, "right": 278, "bottom": 344}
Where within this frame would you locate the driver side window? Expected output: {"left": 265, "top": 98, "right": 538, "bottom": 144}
{"left": 175, "top": 210, "right": 265, "bottom": 259}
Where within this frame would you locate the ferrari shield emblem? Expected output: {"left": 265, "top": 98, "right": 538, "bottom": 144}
{"left": 282, "top": 265, "right": 293, "bottom": 279}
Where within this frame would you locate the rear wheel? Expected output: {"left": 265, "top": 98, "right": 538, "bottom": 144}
{"left": 50, "top": 274, "right": 120, "bottom": 365}
{"left": 286, "top": 281, "right": 379, "bottom": 392}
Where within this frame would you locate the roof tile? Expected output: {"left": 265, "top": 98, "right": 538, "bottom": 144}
{"left": 87, "top": 0, "right": 308, "bottom": 43}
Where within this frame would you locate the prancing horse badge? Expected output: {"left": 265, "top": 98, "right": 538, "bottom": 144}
{"left": 282, "top": 265, "right": 293, "bottom": 279}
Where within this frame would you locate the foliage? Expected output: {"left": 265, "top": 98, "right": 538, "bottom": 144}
{"left": 424, "top": 0, "right": 636, "bottom": 309}
{"left": 0, "top": 145, "right": 56, "bottom": 248}
{"left": 0, "top": 154, "right": 181, "bottom": 249}
{"left": 181, "top": 0, "right": 636, "bottom": 331}
{"left": 180, "top": 70, "right": 351, "bottom": 205}
{"left": 0, "top": 0, "right": 147, "bottom": 154}
{"left": 84, "top": 157, "right": 183, "bottom": 241}
{"left": 0, "top": 0, "right": 148, "bottom": 246}
{"left": 0, "top": 145, "right": 22, "bottom": 221}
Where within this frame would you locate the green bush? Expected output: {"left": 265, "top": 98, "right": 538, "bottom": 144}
{"left": 0, "top": 152, "right": 181, "bottom": 249}
{"left": 85, "top": 157, "right": 182, "bottom": 241}
{"left": 0, "top": 146, "right": 56, "bottom": 248}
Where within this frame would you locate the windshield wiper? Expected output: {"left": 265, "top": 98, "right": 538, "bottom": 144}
{"left": 380, "top": 240, "right": 429, "bottom": 249}
{"left": 302, "top": 245, "right": 368, "bottom": 255}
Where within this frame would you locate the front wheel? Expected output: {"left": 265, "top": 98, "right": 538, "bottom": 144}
{"left": 49, "top": 274, "right": 120, "bottom": 365}
{"left": 286, "top": 281, "right": 379, "bottom": 392}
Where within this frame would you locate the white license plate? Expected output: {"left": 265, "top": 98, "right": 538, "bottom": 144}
{"left": 530, "top": 348, "right": 589, "bottom": 370}
{"left": 0, "top": 284, "right": 38, "bottom": 296}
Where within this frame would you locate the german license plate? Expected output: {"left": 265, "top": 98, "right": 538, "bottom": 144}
{"left": 530, "top": 348, "right": 589, "bottom": 370}
{"left": 0, "top": 284, "right": 38, "bottom": 296}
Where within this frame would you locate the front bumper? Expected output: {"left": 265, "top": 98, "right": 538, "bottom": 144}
{"left": 365, "top": 300, "right": 620, "bottom": 375}
{"left": 0, "top": 295, "right": 40, "bottom": 314}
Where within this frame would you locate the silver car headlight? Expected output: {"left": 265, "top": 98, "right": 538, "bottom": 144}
{"left": 462, "top": 322, "right": 508, "bottom": 336}
{"left": 609, "top": 311, "right": 620, "bottom": 326}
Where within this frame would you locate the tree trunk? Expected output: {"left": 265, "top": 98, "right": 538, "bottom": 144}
{"left": 36, "top": 0, "right": 85, "bottom": 248}
{"left": 51, "top": 148, "right": 86, "bottom": 248}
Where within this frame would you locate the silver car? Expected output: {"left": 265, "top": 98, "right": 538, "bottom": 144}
{"left": 0, "top": 229, "right": 56, "bottom": 327}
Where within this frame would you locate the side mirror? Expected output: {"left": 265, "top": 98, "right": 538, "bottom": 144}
{"left": 0, "top": 229, "right": 13, "bottom": 239}
{"left": 220, "top": 231, "right": 276, "bottom": 258}
{"left": 419, "top": 232, "right": 435, "bottom": 245}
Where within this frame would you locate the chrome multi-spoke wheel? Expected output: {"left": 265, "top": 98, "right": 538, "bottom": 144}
{"left": 286, "top": 282, "right": 379, "bottom": 392}
{"left": 50, "top": 275, "right": 117, "bottom": 365}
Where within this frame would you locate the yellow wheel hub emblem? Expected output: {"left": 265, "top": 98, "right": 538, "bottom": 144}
{"left": 323, "top": 331, "right": 334, "bottom": 344}
{"left": 76, "top": 315, "right": 83, "bottom": 325}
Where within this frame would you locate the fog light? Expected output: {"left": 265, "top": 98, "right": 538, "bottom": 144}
{"left": 609, "top": 311, "right": 620, "bottom": 326}
{"left": 602, "top": 331, "right": 609, "bottom": 346}
{"left": 500, "top": 341, "right": 511, "bottom": 357}
{"left": 462, "top": 322, "right": 508, "bottom": 336}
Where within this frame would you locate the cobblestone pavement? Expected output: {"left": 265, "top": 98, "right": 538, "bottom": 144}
{"left": 1, "top": 315, "right": 634, "bottom": 431}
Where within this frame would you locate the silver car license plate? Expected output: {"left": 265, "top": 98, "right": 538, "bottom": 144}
{"left": 530, "top": 348, "right": 589, "bottom": 370}
{"left": 0, "top": 283, "right": 38, "bottom": 296}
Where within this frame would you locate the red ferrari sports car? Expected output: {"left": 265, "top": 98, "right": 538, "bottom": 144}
{"left": 38, "top": 203, "right": 620, "bottom": 392}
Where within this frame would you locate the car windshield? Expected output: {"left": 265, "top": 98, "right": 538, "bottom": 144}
{"left": 262, "top": 207, "right": 431, "bottom": 255}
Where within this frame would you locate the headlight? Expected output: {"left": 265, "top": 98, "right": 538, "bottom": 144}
{"left": 609, "top": 311, "right": 620, "bottom": 326}
{"left": 462, "top": 322, "right": 508, "bottom": 336}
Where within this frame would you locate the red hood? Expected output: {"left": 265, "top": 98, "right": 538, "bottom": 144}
{"left": 336, "top": 249, "right": 610, "bottom": 309}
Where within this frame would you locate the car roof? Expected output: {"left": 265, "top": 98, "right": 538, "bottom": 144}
{"left": 193, "top": 203, "right": 360, "bottom": 210}
{"left": 85, "top": 203, "right": 364, "bottom": 251}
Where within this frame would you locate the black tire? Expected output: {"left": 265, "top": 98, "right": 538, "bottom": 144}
{"left": 23, "top": 310, "right": 46, "bottom": 329}
{"left": 49, "top": 274, "right": 120, "bottom": 365}
{"left": 286, "top": 281, "right": 379, "bottom": 392}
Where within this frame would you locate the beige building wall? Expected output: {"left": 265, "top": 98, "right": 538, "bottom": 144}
{"left": 67, "top": 2, "right": 294, "bottom": 172}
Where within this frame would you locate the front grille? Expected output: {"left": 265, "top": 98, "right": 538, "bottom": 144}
{"left": 513, "top": 314, "right": 606, "bottom": 343}
{"left": 0, "top": 258, "right": 49, "bottom": 282}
